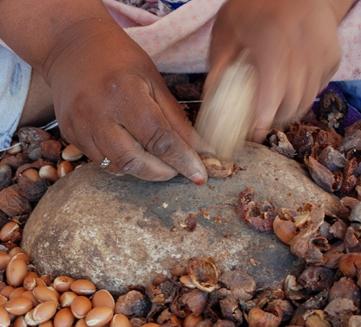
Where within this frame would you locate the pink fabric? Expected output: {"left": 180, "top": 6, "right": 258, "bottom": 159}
{"left": 104, "top": 0, "right": 361, "bottom": 79}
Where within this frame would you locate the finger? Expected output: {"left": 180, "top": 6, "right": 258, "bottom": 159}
{"left": 250, "top": 41, "right": 289, "bottom": 142}
{"left": 274, "top": 53, "right": 306, "bottom": 126}
{"left": 109, "top": 77, "right": 207, "bottom": 184}
{"left": 93, "top": 123, "right": 177, "bottom": 182}
{"left": 152, "top": 78, "right": 213, "bottom": 154}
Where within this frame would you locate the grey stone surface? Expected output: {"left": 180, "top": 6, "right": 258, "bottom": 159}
{"left": 22, "top": 143, "right": 343, "bottom": 293}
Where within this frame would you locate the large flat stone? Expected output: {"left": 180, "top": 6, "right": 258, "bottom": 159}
{"left": 22, "top": 143, "right": 343, "bottom": 293}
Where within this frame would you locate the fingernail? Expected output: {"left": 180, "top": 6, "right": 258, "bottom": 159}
{"left": 190, "top": 172, "right": 206, "bottom": 185}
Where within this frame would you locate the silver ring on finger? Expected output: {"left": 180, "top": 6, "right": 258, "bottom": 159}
{"left": 100, "top": 157, "right": 111, "bottom": 169}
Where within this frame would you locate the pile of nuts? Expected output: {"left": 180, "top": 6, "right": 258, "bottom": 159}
{"left": 3, "top": 98, "right": 361, "bottom": 325}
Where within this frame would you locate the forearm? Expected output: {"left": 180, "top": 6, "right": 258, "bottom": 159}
{"left": 329, "top": 0, "right": 358, "bottom": 23}
{"left": 0, "top": 0, "right": 118, "bottom": 73}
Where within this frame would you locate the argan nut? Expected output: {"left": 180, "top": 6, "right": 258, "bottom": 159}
{"left": 70, "top": 296, "right": 92, "bottom": 319}
{"left": 62, "top": 144, "right": 83, "bottom": 162}
{"left": 13, "top": 316, "right": 27, "bottom": 327}
{"left": 23, "top": 272, "right": 38, "bottom": 291}
{"left": 60, "top": 291, "right": 77, "bottom": 308}
{"left": 141, "top": 324, "right": 160, "bottom": 327}
{"left": 11, "top": 252, "right": 29, "bottom": 264}
{"left": 184, "top": 314, "right": 202, "bottom": 327}
{"left": 0, "top": 252, "right": 10, "bottom": 270}
{"left": 9, "top": 287, "right": 26, "bottom": 299}
{"left": 75, "top": 319, "right": 87, "bottom": 327}
{"left": 85, "top": 306, "right": 113, "bottom": 327}
{"left": 273, "top": 216, "right": 297, "bottom": 245}
{"left": 57, "top": 161, "right": 73, "bottom": 178}
{"left": 6, "top": 258, "right": 28, "bottom": 287}
{"left": 39, "top": 322, "right": 54, "bottom": 327}
{"left": 39, "top": 165, "right": 58, "bottom": 183}
{"left": 9, "top": 247, "right": 26, "bottom": 258}
{"left": 70, "top": 279, "right": 96, "bottom": 295}
{"left": 21, "top": 168, "right": 40, "bottom": 182}
{"left": 0, "top": 294, "right": 7, "bottom": 306}
{"left": 53, "top": 276, "right": 74, "bottom": 293}
{"left": 0, "top": 222, "right": 20, "bottom": 242}
{"left": 40, "top": 275, "right": 52, "bottom": 286}
{"left": 1, "top": 286, "right": 14, "bottom": 298}
{"left": 0, "top": 307, "right": 10, "bottom": 327}
{"left": 247, "top": 307, "right": 281, "bottom": 327}
{"left": 4, "top": 296, "right": 33, "bottom": 315}
{"left": 111, "top": 313, "right": 132, "bottom": 327}
{"left": 33, "top": 286, "right": 59, "bottom": 303}
{"left": 31, "top": 301, "right": 58, "bottom": 324}
{"left": 92, "top": 289, "right": 115, "bottom": 309}
{"left": 22, "top": 291, "right": 38, "bottom": 306}
{"left": 53, "top": 308, "right": 75, "bottom": 327}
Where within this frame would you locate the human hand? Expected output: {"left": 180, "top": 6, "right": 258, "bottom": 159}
{"left": 45, "top": 20, "right": 207, "bottom": 183}
{"left": 208, "top": 0, "right": 345, "bottom": 142}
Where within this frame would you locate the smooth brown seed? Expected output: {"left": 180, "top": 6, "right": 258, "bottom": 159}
{"left": 141, "top": 324, "right": 160, "bottom": 327}
{"left": 33, "top": 286, "right": 59, "bottom": 303}
{"left": 92, "top": 289, "right": 115, "bottom": 309}
{"left": 110, "top": 313, "right": 132, "bottom": 327}
{"left": 85, "top": 306, "right": 113, "bottom": 327}
{"left": 70, "top": 296, "right": 92, "bottom": 319}
{"left": 13, "top": 316, "right": 27, "bottom": 327}
{"left": 57, "top": 161, "right": 73, "bottom": 178}
{"left": 39, "top": 165, "right": 58, "bottom": 182}
{"left": 60, "top": 291, "right": 77, "bottom": 307}
{"left": 31, "top": 301, "right": 58, "bottom": 324}
{"left": 21, "top": 291, "right": 38, "bottom": 306}
{"left": 75, "top": 319, "right": 87, "bottom": 327}
{"left": 70, "top": 279, "right": 96, "bottom": 296}
{"left": 6, "top": 258, "right": 28, "bottom": 287}
{"left": 4, "top": 296, "right": 33, "bottom": 315}
{"left": 0, "top": 295, "right": 7, "bottom": 306}
{"left": 0, "top": 307, "right": 10, "bottom": 327}
{"left": 9, "top": 287, "right": 26, "bottom": 299}
{"left": 23, "top": 272, "right": 38, "bottom": 291}
{"left": 0, "top": 286, "right": 14, "bottom": 298}
{"left": 0, "top": 252, "right": 10, "bottom": 270}
{"left": 53, "top": 276, "right": 74, "bottom": 293}
{"left": 62, "top": 144, "right": 83, "bottom": 162}
{"left": 22, "top": 169, "right": 40, "bottom": 182}
{"left": 53, "top": 308, "right": 75, "bottom": 327}
{"left": 39, "top": 322, "right": 54, "bottom": 327}
{"left": 0, "top": 222, "right": 20, "bottom": 242}
{"left": 10, "top": 252, "right": 29, "bottom": 264}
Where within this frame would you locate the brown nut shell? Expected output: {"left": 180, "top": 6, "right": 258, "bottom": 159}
{"left": 92, "top": 289, "right": 115, "bottom": 309}
{"left": 60, "top": 291, "right": 77, "bottom": 308}
{"left": 0, "top": 286, "right": 14, "bottom": 298}
{"left": 0, "top": 252, "right": 10, "bottom": 270}
{"left": 23, "top": 272, "right": 38, "bottom": 291}
{"left": 13, "top": 316, "right": 27, "bottom": 327}
{"left": 85, "top": 306, "right": 114, "bottom": 327}
{"left": 6, "top": 258, "right": 28, "bottom": 287}
{"left": 70, "top": 296, "right": 92, "bottom": 319}
{"left": 70, "top": 279, "right": 96, "bottom": 296}
{"left": 110, "top": 313, "right": 132, "bottom": 327}
{"left": 62, "top": 145, "right": 83, "bottom": 162}
{"left": 9, "top": 287, "right": 26, "bottom": 299}
{"left": 4, "top": 296, "right": 33, "bottom": 315}
{"left": 57, "top": 161, "right": 73, "bottom": 178}
{"left": 39, "top": 165, "right": 58, "bottom": 183}
{"left": 75, "top": 319, "right": 87, "bottom": 327}
{"left": 33, "top": 286, "right": 59, "bottom": 303}
{"left": 53, "top": 307, "right": 75, "bottom": 327}
{"left": 0, "top": 222, "right": 20, "bottom": 242}
{"left": 0, "top": 307, "right": 10, "bottom": 327}
{"left": 31, "top": 301, "right": 58, "bottom": 324}
{"left": 53, "top": 276, "right": 74, "bottom": 293}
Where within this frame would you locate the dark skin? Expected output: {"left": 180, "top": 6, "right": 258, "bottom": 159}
{"left": 0, "top": 0, "right": 355, "bottom": 182}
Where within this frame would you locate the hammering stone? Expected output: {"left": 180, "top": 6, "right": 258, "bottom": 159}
{"left": 22, "top": 143, "right": 344, "bottom": 293}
